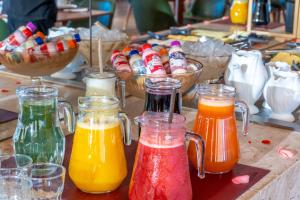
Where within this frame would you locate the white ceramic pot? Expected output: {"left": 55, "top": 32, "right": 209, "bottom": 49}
{"left": 263, "top": 62, "right": 300, "bottom": 122}
{"left": 225, "top": 50, "right": 269, "bottom": 114}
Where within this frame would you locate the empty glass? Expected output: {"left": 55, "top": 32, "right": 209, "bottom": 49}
{"left": 0, "top": 154, "right": 32, "bottom": 177}
{"left": 30, "top": 163, "right": 66, "bottom": 200}
{"left": 0, "top": 176, "right": 32, "bottom": 200}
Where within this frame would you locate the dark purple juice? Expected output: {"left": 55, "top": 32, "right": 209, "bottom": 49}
{"left": 144, "top": 92, "right": 181, "bottom": 114}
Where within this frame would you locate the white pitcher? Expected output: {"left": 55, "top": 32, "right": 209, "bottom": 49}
{"left": 225, "top": 50, "right": 269, "bottom": 114}
{"left": 263, "top": 62, "right": 300, "bottom": 122}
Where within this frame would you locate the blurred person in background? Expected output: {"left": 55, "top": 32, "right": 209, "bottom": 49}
{"left": 2, "top": 0, "right": 57, "bottom": 34}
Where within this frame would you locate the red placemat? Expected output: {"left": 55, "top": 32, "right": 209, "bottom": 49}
{"left": 190, "top": 164, "right": 269, "bottom": 200}
{"left": 0, "top": 109, "right": 18, "bottom": 124}
{"left": 62, "top": 135, "right": 270, "bottom": 200}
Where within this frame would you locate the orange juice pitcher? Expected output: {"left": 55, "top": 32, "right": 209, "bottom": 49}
{"left": 69, "top": 96, "right": 131, "bottom": 194}
{"left": 189, "top": 84, "right": 249, "bottom": 174}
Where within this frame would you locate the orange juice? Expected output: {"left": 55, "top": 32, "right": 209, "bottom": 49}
{"left": 69, "top": 120, "right": 127, "bottom": 193}
{"left": 189, "top": 97, "right": 239, "bottom": 173}
{"left": 230, "top": 0, "right": 248, "bottom": 25}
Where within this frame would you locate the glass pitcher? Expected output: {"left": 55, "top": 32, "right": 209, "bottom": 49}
{"left": 130, "top": 112, "right": 205, "bottom": 200}
{"left": 144, "top": 78, "right": 182, "bottom": 114}
{"left": 84, "top": 72, "right": 126, "bottom": 108}
{"left": 189, "top": 84, "right": 249, "bottom": 174}
{"left": 13, "top": 85, "right": 75, "bottom": 164}
{"left": 69, "top": 96, "right": 131, "bottom": 194}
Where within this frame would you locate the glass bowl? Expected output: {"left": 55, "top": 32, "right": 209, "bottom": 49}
{"left": 114, "top": 58, "right": 203, "bottom": 99}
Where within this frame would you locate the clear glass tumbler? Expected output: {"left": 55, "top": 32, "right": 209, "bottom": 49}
{"left": 0, "top": 154, "right": 32, "bottom": 177}
{"left": 30, "top": 163, "right": 66, "bottom": 200}
{"left": 0, "top": 176, "right": 32, "bottom": 200}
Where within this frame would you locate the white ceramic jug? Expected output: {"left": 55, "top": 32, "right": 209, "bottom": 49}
{"left": 225, "top": 50, "right": 269, "bottom": 114}
{"left": 263, "top": 62, "right": 300, "bottom": 122}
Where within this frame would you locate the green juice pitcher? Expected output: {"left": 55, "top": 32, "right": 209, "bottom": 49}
{"left": 13, "top": 85, "right": 75, "bottom": 164}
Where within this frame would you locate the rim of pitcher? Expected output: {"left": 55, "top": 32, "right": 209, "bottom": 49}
{"left": 145, "top": 78, "right": 182, "bottom": 90}
{"left": 78, "top": 96, "right": 120, "bottom": 110}
{"left": 135, "top": 111, "right": 186, "bottom": 126}
{"left": 196, "top": 84, "right": 236, "bottom": 97}
{"left": 86, "top": 72, "right": 116, "bottom": 80}
{"left": 16, "top": 85, "right": 58, "bottom": 98}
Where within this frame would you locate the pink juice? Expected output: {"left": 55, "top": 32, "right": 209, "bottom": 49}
{"left": 129, "top": 139, "right": 192, "bottom": 200}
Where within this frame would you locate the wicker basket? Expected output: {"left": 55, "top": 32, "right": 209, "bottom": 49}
{"left": 185, "top": 54, "right": 230, "bottom": 83}
{"left": 0, "top": 48, "right": 78, "bottom": 76}
{"left": 79, "top": 39, "right": 129, "bottom": 69}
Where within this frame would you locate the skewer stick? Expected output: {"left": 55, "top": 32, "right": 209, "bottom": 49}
{"left": 89, "top": 0, "right": 92, "bottom": 67}
{"left": 168, "top": 88, "right": 176, "bottom": 123}
{"left": 98, "top": 38, "right": 104, "bottom": 74}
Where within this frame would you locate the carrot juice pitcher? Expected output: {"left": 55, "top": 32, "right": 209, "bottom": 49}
{"left": 69, "top": 96, "right": 131, "bottom": 194}
{"left": 189, "top": 84, "right": 249, "bottom": 174}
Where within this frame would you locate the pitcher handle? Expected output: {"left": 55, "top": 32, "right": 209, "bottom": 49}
{"left": 119, "top": 112, "right": 132, "bottom": 145}
{"left": 235, "top": 101, "right": 249, "bottom": 136}
{"left": 186, "top": 131, "right": 205, "bottom": 179}
{"left": 58, "top": 99, "right": 76, "bottom": 134}
{"left": 118, "top": 80, "right": 126, "bottom": 109}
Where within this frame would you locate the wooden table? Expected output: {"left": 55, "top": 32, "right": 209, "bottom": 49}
{"left": 131, "top": 19, "right": 290, "bottom": 50}
{"left": 1, "top": 72, "right": 300, "bottom": 199}
{"left": 57, "top": 10, "right": 112, "bottom": 23}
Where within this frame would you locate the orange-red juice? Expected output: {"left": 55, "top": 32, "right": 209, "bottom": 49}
{"left": 189, "top": 97, "right": 239, "bottom": 173}
{"left": 69, "top": 121, "right": 127, "bottom": 193}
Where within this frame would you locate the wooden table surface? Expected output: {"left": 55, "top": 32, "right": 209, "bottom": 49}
{"left": 131, "top": 18, "right": 290, "bottom": 50}
{"left": 0, "top": 72, "right": 300, "bottom": 199}
{"left": 57, "top": 10, "right": 112, "bottom": 23}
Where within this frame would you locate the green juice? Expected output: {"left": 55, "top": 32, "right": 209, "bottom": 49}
{"left": 13, "top": 100, "right": 65, "bottom": 164}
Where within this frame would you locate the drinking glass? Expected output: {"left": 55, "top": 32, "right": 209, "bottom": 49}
{"left": 0, "top": 176, "right": 32, "bottom": 200}
{"left": 0, "top": 154, "right": 32, "bottom": 177}
{"left": 30, "top": 163, "right": 66, "bottom": 200}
